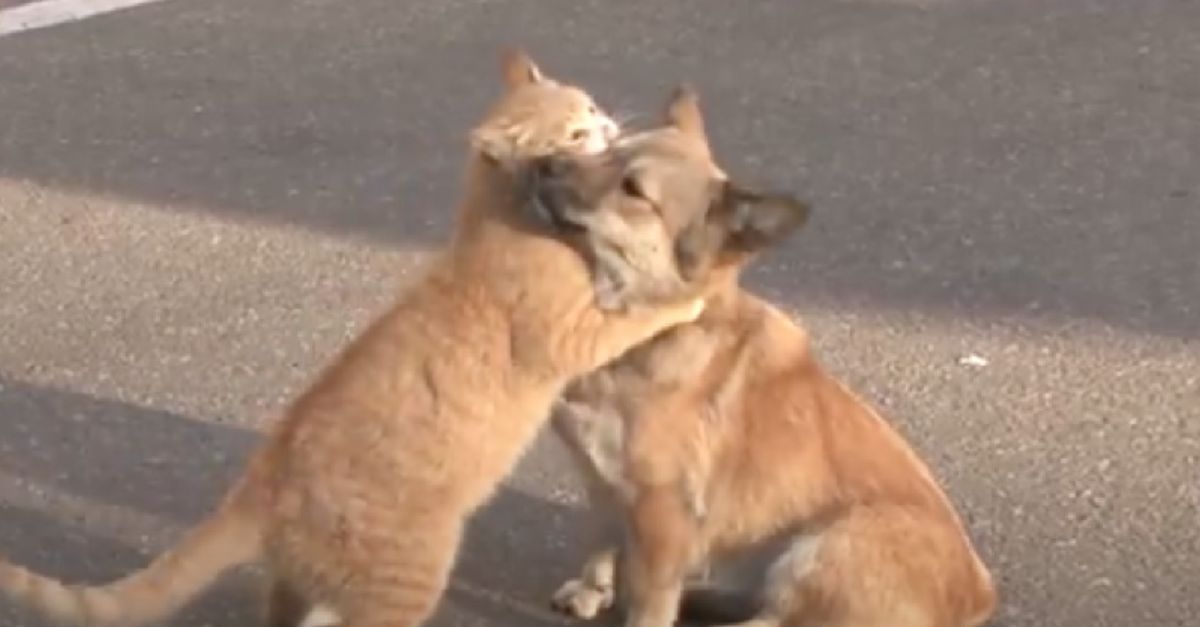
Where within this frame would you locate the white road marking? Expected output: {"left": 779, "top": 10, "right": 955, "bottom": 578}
{"left": 0, "top": 0, "right": 171, "bottom": 38}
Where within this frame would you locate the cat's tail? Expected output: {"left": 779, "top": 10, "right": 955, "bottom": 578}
{"left": 0, "top": 471, "right": 264, "bottom": 626}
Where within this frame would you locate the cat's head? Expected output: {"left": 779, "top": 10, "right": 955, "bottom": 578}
{"left": 471, "top": 50, "right": 619, "bottom": 165}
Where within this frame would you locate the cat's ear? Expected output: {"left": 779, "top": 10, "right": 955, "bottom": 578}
{"left": 501, "top": 49, "right": 544, "bottom": 90}
{"left": 664, "top": 84, "right": 709, "bottom": 146}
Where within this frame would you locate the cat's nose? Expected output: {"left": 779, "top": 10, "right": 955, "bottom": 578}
{"left": 581, "top": 127, "right": 611, "bottom": 155}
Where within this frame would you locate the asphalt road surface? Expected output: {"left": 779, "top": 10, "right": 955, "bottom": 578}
{"left": 0, "top": 0, "right": 1197, "bottom": 626}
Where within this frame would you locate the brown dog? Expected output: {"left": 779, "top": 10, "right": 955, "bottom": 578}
{"left": 548, "top": 92, "right": 997, "bottom": 627}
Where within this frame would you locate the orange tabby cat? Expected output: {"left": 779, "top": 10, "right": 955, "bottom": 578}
{"left": 0, "top": 51, "right": 701, "bottom": 627}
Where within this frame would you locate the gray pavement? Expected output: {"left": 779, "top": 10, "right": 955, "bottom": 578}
{"left": 0, "top": 0, "right": 1197, "bottom": 625}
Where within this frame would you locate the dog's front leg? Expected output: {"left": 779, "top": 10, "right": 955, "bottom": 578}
{"left": 622, "top": 483, "right": 696, "bottom": 627}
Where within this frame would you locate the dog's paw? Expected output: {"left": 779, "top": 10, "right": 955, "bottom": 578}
{"left": 550, "top": 578, "right": 615, "bottom": 620}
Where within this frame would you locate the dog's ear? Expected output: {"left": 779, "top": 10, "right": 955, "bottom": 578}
{"left": 663, "top": 84, "right": 709, "bottom": 147}
{"left": 501, "top": 48, "right": 544, "bottom": 90}
{"left": 718, "top": 183, "right": 812, "bottom": 254}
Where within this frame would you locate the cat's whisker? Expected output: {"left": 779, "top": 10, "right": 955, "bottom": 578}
{"left": 612, "top": 110, "right": 649, "bottom": 132}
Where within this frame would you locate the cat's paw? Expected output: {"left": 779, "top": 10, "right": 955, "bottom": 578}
{"left": 550, "top": 578, "right": 615, "bottom": 620}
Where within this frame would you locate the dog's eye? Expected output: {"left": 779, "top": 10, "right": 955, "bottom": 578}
{"left": 570, "top": 128, "right": 589, "bottom": 142}
{"left": 621, "top": 175, "right": 646, "bottom": 199}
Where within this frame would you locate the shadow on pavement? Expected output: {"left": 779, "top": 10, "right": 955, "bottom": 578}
{"left": 0, "top": 378, "right": 588, "bottom": 627}
{"left": 0, "top": 0, "right": 1197, "bottom": 339}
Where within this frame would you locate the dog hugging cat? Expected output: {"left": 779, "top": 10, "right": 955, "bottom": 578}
{"left": 0, "top": 51, "right": 817, "bottom": 627}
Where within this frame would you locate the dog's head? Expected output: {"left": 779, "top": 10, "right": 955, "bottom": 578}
{"left": 531, "top": 86, "right": 812, "bottom": 311}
